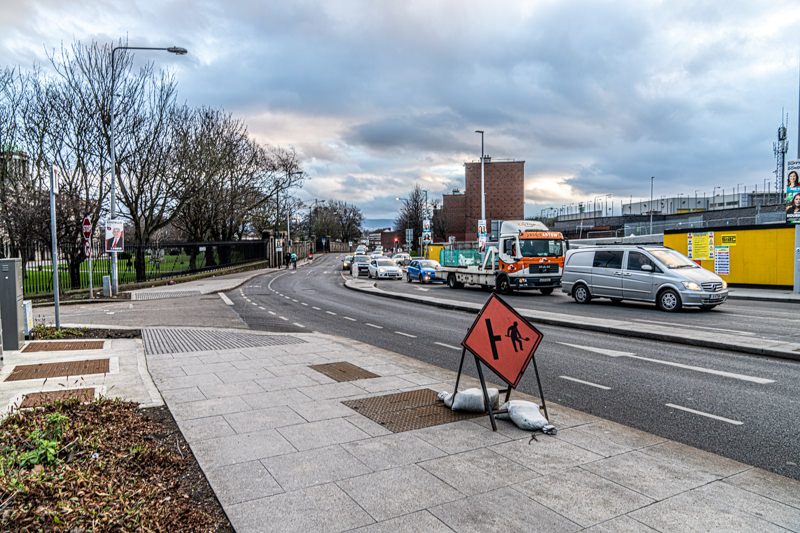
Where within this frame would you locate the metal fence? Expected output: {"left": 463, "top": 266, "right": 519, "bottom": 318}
{"left": 2, "top": 238, "right": 313, "bottom": 296}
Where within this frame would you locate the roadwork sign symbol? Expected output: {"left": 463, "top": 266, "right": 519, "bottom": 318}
{"left": 462, "top": 293, "right": 543, "bottom": 388}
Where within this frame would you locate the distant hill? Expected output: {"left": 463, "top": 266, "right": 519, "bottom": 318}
{"left": 362, "top": 219, "right": 395, "bottom": 231}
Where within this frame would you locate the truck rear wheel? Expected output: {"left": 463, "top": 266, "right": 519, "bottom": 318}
{"left": 447, "top": 273, "right": 463, "bottom": 289}
{"left": 496, "top": 275, "right": 513, "bottom": 295}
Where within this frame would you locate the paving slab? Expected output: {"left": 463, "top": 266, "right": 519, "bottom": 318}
{"left": 262, "top": 444, "right": 373, "bottom": 491}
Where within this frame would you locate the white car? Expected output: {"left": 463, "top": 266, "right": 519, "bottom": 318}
{"left": 392, "top": 253, "right": 411, "bottom": 267}
{"left": 368, "top": 258, "right": 403, "bottom": 280}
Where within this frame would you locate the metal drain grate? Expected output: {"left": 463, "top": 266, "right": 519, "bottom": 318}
{"left": 143, "top": 328, "right": 307, "bottom": 355}
{"left": 343, "top": 389, "right": 481, "bottom": 433}
{"left": 20, "top": 388, "right": 95, "bottom": 408}
{"left": 309, "top": 362, "right": 379, "bottom": 382}
{"left": 5, "top": 359, "right": 110, "bottom": 382}
{"left": 22, "top": 341, "right": 105, "bottom": 352}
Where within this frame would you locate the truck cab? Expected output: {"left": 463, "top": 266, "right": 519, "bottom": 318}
{"left": 496, "top": 220, "right": 565, "bottom": 294}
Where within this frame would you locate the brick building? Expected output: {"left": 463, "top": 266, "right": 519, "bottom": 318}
{"left": 436, "top": 158, "right": 525, "bottom": 242}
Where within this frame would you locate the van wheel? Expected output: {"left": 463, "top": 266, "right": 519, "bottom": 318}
{"left": 573, "top": 284, "right": 591, "bottom": 304}
{"left": 540, "top": 287, "right": 554, "bottom": 295}
{"left": 496, "top": 276, "right": 513, "bottom": 295}
{"left": 658, "top": 289, "right": 682, "bottom": 312}
{"left": 447, "top": 273, "right": 463, "bottom": 289}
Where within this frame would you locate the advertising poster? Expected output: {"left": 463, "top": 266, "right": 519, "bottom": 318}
{"left": 787, "top": 160, "right": 800, "bottom": 224}
{"left": 478, "top": 219, "right": 487, "bottom": 252}
{"left": 714, "top": 246, "right": 730, "bottom": 276}
{"left": 104, "top": 219, "right": 124, "bottom": 252}
{"left": 687, "top": 232, "right": 693, "bottom": 259}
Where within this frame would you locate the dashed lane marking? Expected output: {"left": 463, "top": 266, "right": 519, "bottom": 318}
{"left": 666, "top": 404, "right": 743, "bottom": 425}
{"left": 395, "top": 331, "right": 417, "bottom": 338}
{"left": 365, "top": 323, "right": 383, "bottom": 329}
{"left": 434, "top": 342, "right": 460, "bottom": 351}
{"left": 559, "top": 375, "right": 611, "bottom": 390}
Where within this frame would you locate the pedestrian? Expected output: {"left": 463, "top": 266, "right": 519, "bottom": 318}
{"left": 284, "top": 251, "right": 291, "bottom": 269}
{"left": 291, "top": 252, "right": 297, "bottom": 269}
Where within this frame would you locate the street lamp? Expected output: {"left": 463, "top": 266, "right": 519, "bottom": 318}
{"left": 649, "top": 176, "right": 654, "bottom": 234}
{"left": 109, "top": 44, "right": 187, "bottom": 294}
{"left": 475, "top": 130, "right": 485, "bottom": 227}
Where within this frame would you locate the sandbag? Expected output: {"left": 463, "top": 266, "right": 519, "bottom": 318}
{"left": 497, "top": 400, "right": 549, "bottom": 431}
{"left": 438, "top": 388, "right": 499, "bottom": 412}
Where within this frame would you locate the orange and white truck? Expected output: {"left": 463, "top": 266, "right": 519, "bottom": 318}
{"left": 438, "top": 220, "right": 566, "bottom": 295}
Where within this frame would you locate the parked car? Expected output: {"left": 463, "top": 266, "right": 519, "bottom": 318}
{"left": 368, "top": 258, "right": 403, "bottom": 280}
{"left": 561, "top": 245, "right": 728, "bottom": 311}
{"left": 342, "top": 254, "right": 354, "bottom": 271}
{"left": 407, "top": 259, "right": 445, "bottom": 284}
{"left": 350, "top": 255, "right": 371, "bottom": 277}
{"left": 392, "top": 253, "right": 411, "bottom": 267}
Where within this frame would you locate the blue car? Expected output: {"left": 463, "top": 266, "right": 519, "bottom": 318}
{"left": 406, "top": 259, "right": 444, "bottom": 283}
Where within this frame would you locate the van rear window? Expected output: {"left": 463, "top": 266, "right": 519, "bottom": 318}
{"left": 566, "top": 251, "right": 593, "bottom": 267}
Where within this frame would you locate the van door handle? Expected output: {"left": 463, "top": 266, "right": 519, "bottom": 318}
{"left": 623, "top": 272, "right": 632, "bottom": 276}
{"left": 614, "top": 271, "right": 622, "bottom": 276}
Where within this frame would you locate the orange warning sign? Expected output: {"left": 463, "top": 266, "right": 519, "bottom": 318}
{"left": 462, "top": 293, "right": 543, "bottom": 388}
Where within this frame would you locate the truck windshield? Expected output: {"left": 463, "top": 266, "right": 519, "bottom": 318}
{"left": 519, "top": 239, "right": 563, "bottom": 258}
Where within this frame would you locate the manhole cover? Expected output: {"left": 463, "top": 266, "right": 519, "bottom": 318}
{"left": 5, "top": 359, "right": 110, "bottom": 382}
{"left": 343, "top": 389, "right": 481, "bottom": 433}
{"left": 20, "top": 388, "right": 95, "bottom": 408}
{"left": 309, "top": 362, "right": 379, "bottom": 382}
{"left": 22, "top": 341, "right": 105, "bottom": 352}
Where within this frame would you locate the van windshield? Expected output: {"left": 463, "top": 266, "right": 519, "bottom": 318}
{"left": 519, "top": 239, "right": 563, "bottom": 258}
{"left": 645, "top": 248, "right": 699, "bottom": 269}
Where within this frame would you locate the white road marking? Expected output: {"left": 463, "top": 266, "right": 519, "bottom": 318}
{"left": 301, "top": 303, "right": 308, "bottom": 306}
{"left": 395, "top": 331, "right": 417, "bottom": 338}
{"left": 365, "top": 323, "right": 383, "bottom": 329}
{"left": 559, "top": 375, "right": 611, "bottom": 390}
{"left": 217, "top": 292, "right": 234, "bottom": 306}
{"left": 326, "top": 311, "right": 337, "bottom": 315}
{"left": 435, "top": 342, "right": 461, "bottom": 351}
{"left": 558, "top": 342, "right": 773, "bottom": 384}
{"left": 292, "top": 299, "right": 298, "bottom": 302}
{"left": 251, "top": 302, "right": 258, "bottom": 306}
{"left": 268, "top": 311, "right": 276, "bottom": 316}
{"left": 258, "top": 306, "right": 265, "bottom": 310}
{"left": 106, "top": 312, "right": 115, "bottom": 315}
{"left": 312, "top": 306, "right": 321, "bottom": 310}
{"left": 279, "top": 316, "right": 289, "bottom": 321}
{"left": 343, "top": 317, "right": 357, "bottom": 321}
{"left": 630, "top": 318, "right": 756, "bottom": 336}
{"left": 293, "top": 323, "right": 306, "bottom": 328}
{"left": 666, "top": 404, "right": 743, "bottom": 425}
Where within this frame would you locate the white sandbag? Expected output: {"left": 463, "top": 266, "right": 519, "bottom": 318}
{"left": 497, "top": 400, "right": 549, "bottom": 431}
{"left": 438, "top": 388, "right": 499, "bottom": 412}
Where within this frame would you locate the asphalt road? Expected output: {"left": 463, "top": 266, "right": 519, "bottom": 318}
{"left": 229, "top": 255, "right": 800, "bottom": 481}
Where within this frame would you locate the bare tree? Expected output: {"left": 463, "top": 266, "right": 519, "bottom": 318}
{"left": 394, "top": 185, "right": 429, "bottom": 253}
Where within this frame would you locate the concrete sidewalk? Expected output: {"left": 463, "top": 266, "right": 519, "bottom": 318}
{"left": 3, "top": 265, "right": 799, "bottom": 531}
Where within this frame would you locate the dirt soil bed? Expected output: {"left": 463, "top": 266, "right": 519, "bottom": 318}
{"left": 0, "top": 399, "right": 233, "bottom": 532}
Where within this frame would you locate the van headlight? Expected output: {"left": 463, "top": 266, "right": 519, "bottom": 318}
{"left": 379, "top": 268, "right": 385, "bottom": 273}
{"left": 722, "top": 280, "right": 727, "bottom": 289}
{"left": 682, "top": 281, "right": 702, "bottom": 291}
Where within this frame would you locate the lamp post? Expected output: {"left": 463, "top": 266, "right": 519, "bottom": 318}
{"left": 475, "top": 129, "right": 485, "bottom": 226}
{"left": 649, "top": 176, "right": 654, "bottom": 234}
{"left": 109, "top": 44, "right": 187, "bottom": 294}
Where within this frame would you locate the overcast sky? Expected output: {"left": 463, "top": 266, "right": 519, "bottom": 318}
{"left": 3, "top": 1, "right": 800, "bottom": 224}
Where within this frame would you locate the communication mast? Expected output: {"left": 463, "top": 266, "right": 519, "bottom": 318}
{"left": 774, "top": 110, "right": 789, "bottom": 194}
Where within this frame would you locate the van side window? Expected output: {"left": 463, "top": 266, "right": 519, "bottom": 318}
{"left": 593, "top": 250, "right": 623, "bottom": 269}
{"left": 566, "top": 251, "right": 593, "bottom": 267}
{"left": 626, "top": 252, "right": 655, "bottom": 271}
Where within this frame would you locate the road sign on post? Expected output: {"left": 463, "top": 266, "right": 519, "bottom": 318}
{"left": 453, "top": 293, "right": 548, "bottom": 431}
{"left": 82, "top": 217, "right": 92, "bottom": 239}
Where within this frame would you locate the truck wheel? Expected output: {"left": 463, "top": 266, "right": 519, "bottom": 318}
{"left": 540, "top": 287, "right": 554, "bottom": 295}
{"left": 657, "top": 289, "right": 682, "bottom": 312}
{"left": 496, "top": 276, "right": 513, "bottom": 295}
{"left": 447, "top": 273, "right": 463, "bottom": 289}
{"left": 573, "top": 284, "right": 591, "bottom": 304}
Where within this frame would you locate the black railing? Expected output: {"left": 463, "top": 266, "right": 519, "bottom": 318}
{"left": 3, "top": 238, "right": 313, "bottom": 296}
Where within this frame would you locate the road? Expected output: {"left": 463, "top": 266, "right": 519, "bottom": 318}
{"left": 229, "top": 255, "right": 800, "bottom": 481}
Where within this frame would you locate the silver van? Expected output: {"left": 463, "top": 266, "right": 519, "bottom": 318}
{"left": 561, "top": 246, "right": 728, "bottom": 311}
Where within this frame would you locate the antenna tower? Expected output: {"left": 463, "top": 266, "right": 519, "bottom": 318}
{"left": 774, "top": 110, "right": 789, "bottom": 194}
